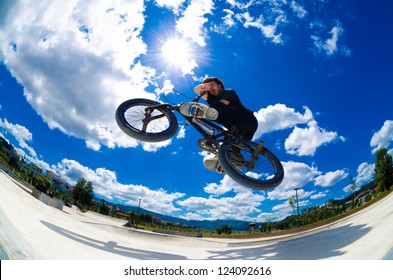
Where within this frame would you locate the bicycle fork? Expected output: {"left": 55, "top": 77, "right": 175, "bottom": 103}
{"left": 142, "top": 104, "right": 174, "bottom": 131}
{"left": 244, "top": 141, "right": 264, "bottom": 170}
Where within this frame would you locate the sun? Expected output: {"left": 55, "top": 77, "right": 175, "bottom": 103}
{"left": 161, "top": 38, "right": 196, "bottom": 72}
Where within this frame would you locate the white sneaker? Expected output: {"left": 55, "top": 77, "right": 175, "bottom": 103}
{"left": 179, "top": 102, "right": 218, "bottom": 121}
{"left": 203, "top": 156, "right": 225, "bottom": 174}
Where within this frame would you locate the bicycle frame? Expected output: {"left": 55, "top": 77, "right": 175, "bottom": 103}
{"left": 145, "top": 95, "right": 229, "bottom": 148}
{"left": 143, "top": 95, "right": 261, "bottom": 164}
{"left": 116, "top": 94, "right": 284, "bottom": 189}
{"left": 115, "top": 94, "right": 284, "bottom": 189}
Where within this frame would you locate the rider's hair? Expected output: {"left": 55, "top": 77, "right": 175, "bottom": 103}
{"left": 202, "top": 77, "right": 224, "bottom": 89}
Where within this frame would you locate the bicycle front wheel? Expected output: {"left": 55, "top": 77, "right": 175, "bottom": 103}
{"left": 115, "top": 98, "right": 178, "bottom": 142}
{"left": 218, "top": 141, "right": 284, "bottom": 190}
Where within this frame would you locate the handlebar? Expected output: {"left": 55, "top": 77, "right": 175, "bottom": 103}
{"left": 193, "top": 91, "right": 207, "bottom": 102}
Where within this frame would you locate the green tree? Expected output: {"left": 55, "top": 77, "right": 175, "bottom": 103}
{"left": 142, "top": 213, "right": 153, "bottom": 223}
{"left": 129, "top": 210, "right": 136, "bottom": 225}
{"left": 9, "top": 156, "right": 20, "bottom": 170}
{"left": 73, "top": 178, "right": 94, "bottom": 208}
{"left": 375, "top": 148, "right": 393, "bottom": 192}
{"left": 348, "top": 176, "right": 359, "bottom": 206}
{"left": 34, "top": 176, "right": 52, "bottom": 193}
{"left": 221, "top": 224, "right": 232, "bottom": 235}
{"left": 215, "top": 224, "right": 232, "bottom": 235}
{"left": 288, "top": 195, "right": 296, "bottom": 215}
{"left": 99, "top": 200, "right": 110, "bottom": 215}
{"left": 34, "top": 176, "right": 51, "bottom": 188}
{"left": 261, "top": 221, "right": 272, "bottom": 233}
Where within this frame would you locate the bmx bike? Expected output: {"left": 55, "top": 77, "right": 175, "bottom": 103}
{"left": 115, "top": 93, "right": 284, "bottom": 190}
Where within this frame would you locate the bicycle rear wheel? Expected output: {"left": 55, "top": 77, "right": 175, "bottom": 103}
{"left": 218, "top": 141, "right": 284, "bottom": 190}
{"left": 115, "top": 98, "right": 178, "bottom": 142}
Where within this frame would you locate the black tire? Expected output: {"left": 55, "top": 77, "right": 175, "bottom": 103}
{"left": 115, "top": 98, "right": 178, "bottom": 142}
{"left": 218, "top": 142, "right": 284, "bottom": 190}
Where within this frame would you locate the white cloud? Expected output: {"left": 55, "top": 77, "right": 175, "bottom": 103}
{"left": 268, "top": 196, "right": 311, "bottom": 222}
{"left": 272, "top": 198, "right": 309, "bottom": 213}
{"left": 290, "top": 1, "right": 308, "bottom": 19}
{"left": 254, "top": 104, "right": 313, "bottom": 138}
{"left": 343, "top": 162, "right": 375, "bottom": 192}
{"left": 310, "top": 191, "right": 329, "bottom": 200}
{"left": 180, "top": 57, "right": 198, "bottom": 76}
{"left": 176, "top": 125, "right": 186, "bottom": 139}
{"left": 226, "top": 0, "right": 254, "bottom": 10}
{"left": 0, "top": 118, "right": 37, "bottom": 157}
{"left": 204, "top": 181, "right": 231, "bottom": 196}
{"left": 155, "top": 0, "right": 186, "bottom": 11}
{"left": 211, "top": 9, "right": 236, "bottom": 36}
{"left": 311, "top": 21, "right": 350, "bottom": 57}
{"left": 0, "top": 0, "right": 353, "bottom": 156}
{"left": 0, "top": 0, "right": 163, "bottom": 152}
{"left": 370, "top": 120, "right": 393, "bottom": 154}
{"left": 0, "top": 122, "right": 53, "bottom": 171}
{"left": 285, "top": 120, "right": 344, "bottom": 156}
{"left": 51, "top": 158, "right": 185, "bottom": 215}
{"left": 324, "top": 26, "right": 343, "bottom": 54}
{"left": 268, "top": 161, "right": 321, "bottom": 200}
{"left": 175, "top": 174, "right": 270, "bottom": 221}
{"left": 180, "top": 212, "right": 204, "bottom": 221}
{"left": 203, "top": 175, "right": 237, "bottom": 195}
{"left": 314, "top": 169, "right": 348, "bottom": 187}
{"left": 175, "top": 0, "right": 214, "bottom": 47}
{"left": 222, "top": 9, "right": 236, "bottom": 27}
{"left": 178, "top": 188, "right": 265, "bottom": 221}
{"left": 271, "top": 200, "right": 292, "bottom": 213}
{"left": 225, "top": 0, "right": 291, "bottom": 44}
{"left": 204, "top": 174, "right": 262, "bottom": 196}
{"left": 141, "top": 139, "right": 173, "bottom": 153}
{"left": 355, "top": 162, "right": 375, "bottom": 185}
{"left": 236, "top": 12, "right": 285, "bottom": 44}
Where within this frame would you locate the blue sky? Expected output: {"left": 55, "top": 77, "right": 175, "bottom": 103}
{"left": 0, "top": 0, "right": 392, "bottom": 222}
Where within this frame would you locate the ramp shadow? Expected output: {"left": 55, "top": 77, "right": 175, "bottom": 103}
{"left": 208, "top": 223, "right": 371, "bottom": 260}
{"left": 40, "top": 221, "right": 186, "bottom": 260}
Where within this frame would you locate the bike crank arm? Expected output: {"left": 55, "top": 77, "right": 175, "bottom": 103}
{"left": 244, "top": 141, "right": 264, "bottom": 170}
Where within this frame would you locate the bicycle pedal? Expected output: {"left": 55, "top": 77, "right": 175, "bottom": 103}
{"left": 188, "top": 105, "right": 200, "bottom": 116}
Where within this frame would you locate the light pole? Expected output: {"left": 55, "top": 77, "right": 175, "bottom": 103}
{"left": 294, "top": 188, "right": 301, "bottom": 226}
{"left": 137, "top": 198, "right": 142, "bottom": 226}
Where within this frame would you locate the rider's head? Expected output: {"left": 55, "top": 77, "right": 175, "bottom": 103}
{"left": 202, "top": 77, "right": 224, "bottom": 90}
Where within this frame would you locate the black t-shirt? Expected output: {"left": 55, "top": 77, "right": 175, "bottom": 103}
{"left": 206, "top": 89, "right": 251, "bottom": 113}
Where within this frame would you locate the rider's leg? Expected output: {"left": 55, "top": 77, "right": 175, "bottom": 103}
{"left": 242, "top": 115, "right": 258, "bottom": 140}
{"left": 210, "top": 102, "right": 258, "bottom": 140}
{"left": 203, "top": 156, "right": 225, "bottom": 174}
{"left": 204, "top": 155, "right": 241, "bottom": 173}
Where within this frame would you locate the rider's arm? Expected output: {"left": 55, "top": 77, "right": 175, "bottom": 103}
{"left": 197, "top": 84, "right": 210, "bottom": 101}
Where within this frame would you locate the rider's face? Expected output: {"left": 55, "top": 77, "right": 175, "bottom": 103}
{"left": 203, "top": 81, "right": 222, "bottom": 96}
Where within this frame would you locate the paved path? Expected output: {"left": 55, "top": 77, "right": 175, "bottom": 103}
{"left": 1, "top": 170, "right": 393, "bottom": 260}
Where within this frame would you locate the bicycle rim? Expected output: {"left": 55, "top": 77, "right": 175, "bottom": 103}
{"left": 115, "top": 99, "right": 178, "bottom": 142}
{"left": 218, "top": 142, "right": 284, "bottom": 190}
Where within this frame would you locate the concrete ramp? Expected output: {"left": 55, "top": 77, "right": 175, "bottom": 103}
{"left": 1, "top": 170, "right": 393, "bottom": 260}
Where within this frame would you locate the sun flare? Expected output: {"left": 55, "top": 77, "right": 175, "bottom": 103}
{"left": 161, "top": 38, "right": 196, "bottom": 72}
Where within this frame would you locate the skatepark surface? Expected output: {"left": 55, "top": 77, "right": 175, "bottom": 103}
{"left": 1, "top": 170, "right": 393, "bottom": 260}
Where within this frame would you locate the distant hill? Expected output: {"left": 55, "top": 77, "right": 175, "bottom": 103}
{"left": 111, "top": 204, "right": 253, "bottom": 231}
{"left": 102, "top": 180, "right": 378, "bottom": 232}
